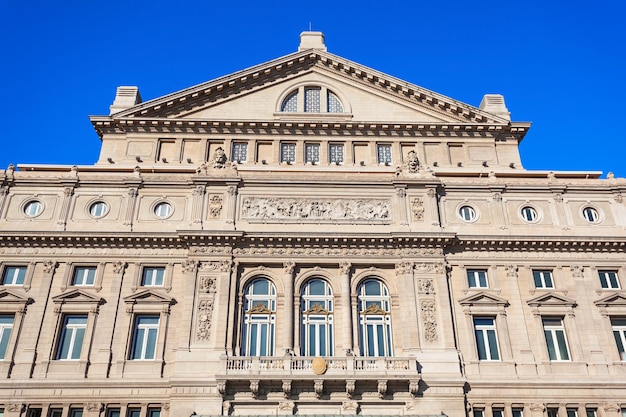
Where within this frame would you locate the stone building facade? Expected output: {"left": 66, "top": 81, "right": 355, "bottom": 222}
{"left": 0, "top": 32, "right": 625, "bottom": 417}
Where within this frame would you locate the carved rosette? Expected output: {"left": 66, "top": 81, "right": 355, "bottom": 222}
{"left": 421, "top": 300, "right": 438, "bottom": 342}
{"left": 395, "top": 261, "right": 414, "bottom": 275}
{"left": 199, "top": 276, "right": 217, "bottom": 293}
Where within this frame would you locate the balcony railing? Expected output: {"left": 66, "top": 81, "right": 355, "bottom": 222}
{"left": 220, "top": 355, "right": 420, "bottom": 377}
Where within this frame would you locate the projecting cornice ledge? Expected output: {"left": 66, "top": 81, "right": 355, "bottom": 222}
{"left": 454, "top": 235, "right": 626, "bottom": 252}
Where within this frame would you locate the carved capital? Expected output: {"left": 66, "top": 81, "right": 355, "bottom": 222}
{"left": 346, "top": 379, "right": 356, "bottom": 399}
{"left": 570, "top": 265, "right": 584, "bottom": 279}
{"left": 112, "top": 261, "right": 126, "bottom": 274}
{"left": 505, "top": 264, "right": 518, "bottom": 278}
{"left": 377, "top": 379, "right": 388, "bottom": 399}
{"left": 42, "top": 260, "right": 57, "bottom": 274}
{"left": 409, "top": 379, "right": 420, "bottom": 397}
{"left": 182, "top": 260, "right": 198, "bottom": 273}
{"left": 86, "top": 403, "right": 103, "bottom": 412}
{"left": 339, "top": 261, "right": 351, "bottom": 275}
{"left": 283, "top": 261, "right": 296, "bottom": 275}
{"left": 249, "top": 379, "right": 260, "bottom": 399}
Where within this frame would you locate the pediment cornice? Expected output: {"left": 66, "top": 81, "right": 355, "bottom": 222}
{"left": 526, "top": 292, "right": 577, "bottom": 308}
{"left": 123, "top": 289, "right": 175, "bottom": 305}
{"left": 459, "top": 291, "right": 509, "bottom": 307}
{"left": 52, "top": 289, "right": 104, "bottom": 305}
{"left": 0, "top": 288, "right": 32, "bottom": 306}
{"left": 93, "top": 50, "right": 510, "bottom": 128}
{"left": 594, "top": 292, "right": 626, "bottom": 307}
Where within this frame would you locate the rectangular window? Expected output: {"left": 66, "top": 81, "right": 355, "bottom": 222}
{"left": 612, "top": 317, "right": 626, "bottom": 361}
{"left": 232, "top": 143, "right": 248, "bottom": 162}
{"left": 377, "top": 144, "right": 392, "bottom": 164}
{"left": 472, "top": 409, "right": 484, "bottom": 417}
{"left": 547, "top": 409, "right": 559, "bottom": 417}
{"left": 48, "top": 409, "right": 62, "bottom": 417}
{"left": 0, "top": 315, "right": 14, "bottom": 360}
{"left": 599, "top": 270, "right": 620, "bottom": 289}
{"left": 492, "top": 409, "right": 504, "bottom": 417}
{"left": 474, "top": 317, "right": 500, "bottom": 360}
{"left": 69, "top": 409, "right": 83, "bottom": 417}
{"left": 130, "top": 315, "right": 159, "bottom": 360}
{"left": 305, "top": 143, "right": 320, "bottom": 164}
{"left": 106, "top": 409, "right": 120, "bottom": 417}
{"left": 329, "top": 144, "right": 344, "bottom": 164}
{"left": 26, "top": 409, "right": 42, "bottom": 417}
{"left": 533, "top": 270, "right": 554, "bottom": 289}
{"left": 2, "top": 266, "right": 26, "bottom": 285}
{"left": 281, "top": 143, "right": 296, "bottom": 163}
{"left": 543, "top": 318, "right": 570, "bottom": 361}
{"left": 72, "top": 266, "right": 96, "bottom": 286}
{"left": 57, "top": 315, "right": 87, "bottom": 360}
{"left": 127, "top": 409, "right": 141, "bottom": 417}
{"left": 512, "top": 409, "right": 523, "bottom": 417}
{"left": 567, "top": 409, "right": 578, "bottom": 417}
{"left": 586, "top": 409, "right": 598, "bottom": 417}
{"left": 304, "top": 87, "right": 321, "bottom": 112}
{"left": 141, "top": 267, "right": 165, "bottom": 287}
{"left": 467, "top": 269, "right": 488, "bottom": 288}
{"left": 148, "top": 409, "right": 161, "bottom": 417}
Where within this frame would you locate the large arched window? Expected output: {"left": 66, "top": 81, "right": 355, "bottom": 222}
{"left": 280, "top": 86, "right": 344, "bottom": 113}
{"left": 241, "top": 278, "right": 276, "bottom": 356}
{"left": 300, "top": 279, "right": 334, "bottom": 356}
{"left": 358, "top": 279, "right": 393, "bottom": 357}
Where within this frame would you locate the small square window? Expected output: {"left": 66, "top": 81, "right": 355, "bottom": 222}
{"left": 232, "top": 143, "right": 248, "bottom": 162}
{"left": 281, "top": 143, "right": 296, "bottom": 163}
{"left": 305, "top": 143, "right": 320, "bottom": 164}
{"left": 329, "top": 144, "right": 344, "bottom": 164}
{"left": 467, "top": 269, "right": 488, "bottom": 288}
{"left": 2, "top": 266, "right": 26, "bottom": 285}
{"left": 377, "top": 144, "right": 392, "bottom": 164}
{"left": 72, "top": 266, "right": 96, "bottom": 286}
{"left": 142, "top": 267, "right": 165, "bottom": 286}
{"left": 532, "top": 270, "right": 554, "bottom": 289}
{"left": 599, "top": 270, "right": 620, "bottom": 289}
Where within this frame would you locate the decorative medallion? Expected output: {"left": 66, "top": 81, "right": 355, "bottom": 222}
{"left": 312, "top": 357, "right": 327, "bottom": 375}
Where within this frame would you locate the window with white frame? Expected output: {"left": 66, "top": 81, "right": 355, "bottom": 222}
{"left": 611, "top": 317, "right": 626, "bottom": 361}
{"left": 329, "top": 144, "right": 344, "bottom": 164}
{"left": 520, "top": 206, "right": 538, "bottom": 222}
{"left": 72, "top": 266, "right": 96, "bottom": 286}
{"left": 493, "top": 409, "right": 504, "bottom": 417}
{"left": 305, "top": 143, "right": 320, "bottom": 164}
{"left": 141, "top": 267, "right": 165, "bottom": 287}
{"left": 241, "top": 278, "right": 276, "bottom": 356}
{"left": 586, "top": 409, "right": 598, "bottom": 417}
{"left": 300, "top": 279, "right": 334, "bottom": 356}
{"left": 599, "top": 270, "right": 620, "bottom": 289}
{"left": 582, "top": 206, "right": 599, "bottom": 223}
{"left": 148, "top": 409, "right": 161, "bottom": 417}
{"left": 532, "top": 270, "right": 554, "bottom": 289}
{"left": 56, "top": 315, "right": 87, "bottom": 360}
{"left": 0, "top": 315, "right": 13, "bottom": 360}
{"left": 327, "top": 91, "right": 343, "bottom": 112}
{"left": 512, "top": 409, "right": 523, "bottom": 417}
{"left": 232, "top": 143, "right": 248, "bottom": 162}
{"left": 459, "top": 205, "right": 477, "bottom": 222}
{"left": 358, "top": 279, "right": 393, "bottom": 357}
{"left": 130, "top": 315, "right": 159, "bottom": 360}
{"left": 467, "top": 269, "right": 488, "bottom": 288}
{"left": 304, "top": 87, "right": 321, "bottom": 112}
{"left": 1, "top": 266, "right": 26, "bottom": 286}
{"left": 567, "top": 409, "right": 578, "bottom": 417}
{"left": 543, "top": 317, "right": 570, "bottom": 361}
{"left": 472, "top": 409, "right": 484, "bottom": 417}
{"left": 377, "top": 144, "right": 392, "bottom": 164}
{"left": 281, "top": 143, "right": 296, "bottom": 163}
{"left": 473, "top": 317, "right": 500, "bottom": 360}
{"left": 280, "top": 86, "right": 344, "bottom": 113}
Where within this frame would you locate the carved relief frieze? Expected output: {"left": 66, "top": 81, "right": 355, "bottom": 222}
{"left": 395, "top": 261, "right": 413, "bottom": 275}
{"left": 182, "top": 260, "right": 198, "bottom": 273}
{"left": 196, "top": 299, "right": 214, "bottom": 341}
{"left": 232, "top": 247, "right": 443, "bottom": 257}
{"left": 418, "top": 279, "right": 435, "bottom": 294}
{"left": 199, "top": 276, "right": 217, "bottom": 293}
{"left": 241, "top": 197, "right": 391, "bottom": 222}
{"left": 189, "top": 246, "right": 232, "bottom": 255}
{"left": 208, "top": 195, "right": 223, "bottom": 219}
{"left": 410, "top": 197, "right": 424, "bottom": 221}
{"left": 200, "top": 260, "right": 232, "bottom": 272}
{"left": 421, "top": 300, "right": 438, "bottom": 342}
{"left": 414, "top": 262, "right": 444, "bottom": 274}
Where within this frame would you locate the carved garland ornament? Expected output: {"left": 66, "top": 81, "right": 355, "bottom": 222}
{"left": 421, "top": 300, "right": 439, "bottom": 342}
{"left": 241, "top": 197, "right": 391, "bottom": 222}
{"left": 196, "top": 299, "right": 214, "bottom": 341}
{"left": 208, "top": 195, "right": 223, "bottom": 219}
{"left": 410, "top": 198, "right": 425, "bottom": 221}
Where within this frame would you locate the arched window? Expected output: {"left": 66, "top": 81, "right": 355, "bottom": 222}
{"left": 300, "top": 279, "right": 334, "bottom": 356}
{"left": 241, "top": 278, "right": 276, "bottom": 356}
{"left": 358, "top": 279, "right": 393, "bottom": 357}
{"left": 279, "top": 86, "right": 344, "bottom": 113}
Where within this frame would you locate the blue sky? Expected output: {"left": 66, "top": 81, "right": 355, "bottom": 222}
{"left": 1, "top": 0, "right": 624, "bottom": 177}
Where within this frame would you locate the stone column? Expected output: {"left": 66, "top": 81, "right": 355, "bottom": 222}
{"left": 395, "top": 187, "right": 408, "bottom": 225}
{"left": 426, "top": 187, "right": 440, "bottom": 226}
{"left": 396, "top": 261, "right": 419, "bottom": 349}
{"left": 283, "top": 261, "right": 296, "bottom": 353}
{"left": 124, "top": 188, "right": 139, "bottom": 230}
{"left": 339, "top": 262, "right": 353, "bottom": 354}
{"left": 57, "top": 186, "right": 75, "bottom": 229}
{"left": 191, "top": 185, "right": 206, "bottom": 227}
{"left": 225, "top": 184, "right": 238, "bottom": 225}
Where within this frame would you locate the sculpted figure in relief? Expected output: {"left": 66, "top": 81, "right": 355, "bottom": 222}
{"left": 406, "top": 150, "right": 420, "bottom": 173}
{"left": 212, "top": 147, "right": 228, "bottom": 168}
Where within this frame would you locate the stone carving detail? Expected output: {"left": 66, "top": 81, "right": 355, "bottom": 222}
{"left": 201, "top": 260, "right": 232, "bottom": 272}
{"left": 395, "top": 261, "right": 413, "bottom": 275}
{"left": 415, "top": 262, "right": 444, "bottom": 273}
{"left": 345, "top": 379, "right": 356, "bottom": 399}
{"left": 409, "top": 379, "right": 420, "bottom": 397}
{"left": 505, "top": 265, "right": 518, "bottom": 278}
{"left": 418, "top": 279, "right": 435, "bottom": 294}
{"left": 182, "top": 260, "right": 198, "bottom": 273}
{"left": 189, "top": 246, "right": 232, "bottom": 255}
{"left": 87, "top": 403, "right": 103, "bottom": 412}
{"left": 314, "top": 379, "right": 324, "bottom": 399}
{"left": 421, "top": 300, "right": 438, "bottom": 342}
{"left": 196, "top": 299, "right": 214, "bottom": 341}
{"left": 222, "top": 400, "right": 231, "bottom": 415}
{"left": 410, "top": 198, "right": 424, "bottom": 221}
{"left": 42, "top": 260, "right": 57, "bottom": 274}
{"left": 232, "top": 247, "right": 442, "bottom": 257}
{"left": 406, "top": 150, "right": 420, "bottom": 173}
{"left": 571, "top": 265, "right": 584, "bottom": 279}
{"left": 111, "top": 262, "right": 126, "bottom": 274}
{"left": 217, "top": 380, "right": 226, "bottom": 397}
{"left": 212, "top": 146, "right": 228, "bottom": 168}
{"left": 278, "top": 401, "right": 295, "bottom": 412}
{"left": 241, "top": 197, "right": 391, "bottom": 222}
{"left": 342, "top": 401, "right": 359, "bottom": 412}
{"left": 6, "top": 403, "right": 24, "bottom": 413}
{"left": 208, "top": 195, "right": 223, "bottom": 219}
{"left": 283, "top": 261, "right": 296, "bottom": 275}
{"left": 199, "top": 277, "right": 216, "bottom": 293}
{"left": 529, "top": 403, "right": 545, "bottom": 412}
{"left": 250, "top": 380, "right": 260, "bottom": 398}
{"left": 554, "top": 193, "right": 563, "bottom": 203}
{"left": 377, "top": 379, "right": 388, "bottom": 398}
{"left": 339, "top": 262, "right": 351, "bottom": 275}
{"left": 281, "top": 379, "right": 292, "bottom": 398}
{"left": 601, "top": 403, "right": 620, "bottom": 413}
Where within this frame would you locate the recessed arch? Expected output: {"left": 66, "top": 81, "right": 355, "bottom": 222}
{"left": 275, "top": 80, "right": 352, "bottom": 114}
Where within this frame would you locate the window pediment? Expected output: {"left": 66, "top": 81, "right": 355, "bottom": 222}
{"left": 124, "top": 289, "right": 175, "bottom": 306}
{"left": 52, "top": 289, "right": 104, "bottom": 306}
{"left": 594, "top": 292, "right": 626, "bottom": 316}
{"left": 526, "top": 292, "right": 577, "bottom": 317}
{"left": 459, "top": 292, "right": 509, "bottom": 307}
{"left": 0, "top": 288, "right": 33, "bottom": 308}
{"left": 304, "top": 303, "right": 330, "bottom": 315}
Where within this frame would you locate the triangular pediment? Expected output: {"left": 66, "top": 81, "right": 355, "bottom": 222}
{"left": 52, "top": 289, "right": 104, "bottom": 305}
{"left": 459, "top": 291, "right": 509, "bottom": 307}
{"left": 594, "top": 293, "right": 626, "bottom": 308}
{"left": 99, "top": 50, "right": 509, "bottom": 125}
{"left": 526, "top": 292, "right": 577, "bottom": 308}
{"left": 0, "top": 288, "right": 32, "bottom": 305}
{"left": 124, "top": 289, "right": 174, "bottom": 305}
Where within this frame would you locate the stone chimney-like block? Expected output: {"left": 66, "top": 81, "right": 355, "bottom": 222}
{"left": 109, "top": 86, "right": 142, "bottom": 115}
{"left": 479, "top": 94, "right": 510, "bottom": 121}
{"left": 298, "top": 31, "right": 327, "bottom": 52}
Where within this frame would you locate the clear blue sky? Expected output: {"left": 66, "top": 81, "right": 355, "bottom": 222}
{"left": 1, "top": 0, "right": 624, "bottom": 177}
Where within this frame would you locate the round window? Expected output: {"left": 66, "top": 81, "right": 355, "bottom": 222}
{"left": 89, "top": 201, "right": 109, "bottom": 218}
{"left": 458, "top": 205, "right": 476, "bottom": 222}
{"left": 520, "top": 206, "right": 538, "bottom": 223}
{"left": 582, "top": 206, "right": 599, "bottom": 223}
{"left": 24, "top": 200, "right": 43, "bottom": 217}
{"left": 154, "top": 202, "right": 173, "bottom": 219}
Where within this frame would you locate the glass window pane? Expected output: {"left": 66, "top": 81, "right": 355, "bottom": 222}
{"left": 556, "top": 330, "right": 569, "bottom": 360}
{"left": 327, "top": 91, "right": 343, "bottom": 113}
{"left": 304, "top": 88, "right": 321, "bottom": 112}
{"left": 487, "top": 329, "right": 499, "bottom": 360}
{"left": 475, "top": 329, "right": 486, "bottom": 360}
{"left": 545, "top": 330, "right": 556, "bottom": 360}
{"left": 145, "top": 328, "right": 157, "bottom": 359}
{"left": 281, "top": 91, "right": 298, "bottom": 112}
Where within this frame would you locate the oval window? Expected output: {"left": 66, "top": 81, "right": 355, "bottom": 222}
{"left": 520, "top": 206, "right": 538, "bottom": 223}
{"left": 582, "top": 207, "right": 599, "bottom": 223}
{"left": 89, "top": 201, "right": 108, "bottom": 218}
{"left": 154, "top": 202, "right": 173, "bottom": 219}
{"left": 24, "top": 200, "right": 43, "bottom": 217}
{"left": 458, "top": 205, "right": 476, "bottom": 222}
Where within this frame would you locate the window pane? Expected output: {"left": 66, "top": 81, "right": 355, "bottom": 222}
{"left": 281, "top": 143, "right": 296, "bottom": 163}
{"left": 3, "top": 266, "right": 26, "bottom": 285}
{"left": 377, "top": 144, "right": 392, "bottom": 164}
{"left": 304, "top": 88, "right": 321, "bottom": 112}
{"left": 475, "top": 329, "right": 487, "bottom": 360}
{"left": 555, "top": 330, "right": 569, "bottom": 360}
{"left": 327, "top": 91, "right": 343, "bottom": 113}
{"left": 305, "top": 143, "right": 320, "bottom": 163}
{"left": 145, "top": 328, "right": 157, "bottom": 359}
{"left": 487, "top": 329, "right": 499, "bottom": 360}
{"left": 281, "top": 91, "right": 298, "bottom": 112}
{"left": 0, "top": 315, "right": 13, "bottom": 360}
{"left": 232, "top": 143, "right": 248, "bottom": 162}
{"left": 545, "top": 330, "right": 557, "bottom": 360}
{"left": 329, "top": 144, "right": 344, "bottom": 163}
